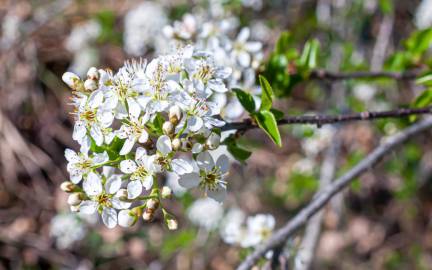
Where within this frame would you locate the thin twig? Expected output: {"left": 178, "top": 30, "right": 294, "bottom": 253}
{"left": 308, "top": 69, "right": 421, "bottom": 81}
{"left": 237, "top": 117, "right": 432, "bottom": 270}
{"left": 222, "top": 107, "right": 432, "bottom": 131}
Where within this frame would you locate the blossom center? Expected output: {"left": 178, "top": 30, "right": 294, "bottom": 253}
{"left": 131, "top": 166, "right": 149, "bottom": 181}
{"left": 97, "top": 194, "right": 112, "bottom": 208}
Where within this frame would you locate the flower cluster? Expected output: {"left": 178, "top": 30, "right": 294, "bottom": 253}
{"left": 163, "top": 9, "right": 263, "bottom": 120}
{"left": 61, "top": 46, "right": 232, "bottom": 229}
{"left": 220, "top": 211, "right": 275, "bottom": 248}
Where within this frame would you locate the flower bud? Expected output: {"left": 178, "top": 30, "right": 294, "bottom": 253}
{"left": 62, "top": 72, "right": 83, "bottom": 90}
{"left": 118, "top": 209, "right": 138, "bottom": 227}
{"left": 117, "top": 189, "right": 128, "bottom": 201}
{"left": 162, "top": 121, "right": 174, "bottom": 135}
{"left": 206, "top": 133, "right": 221, "bottom": 150}
{"left": 171, "top": 138, "right": 181, "bottom": 151}
{"left": 84, "top": 78, "right": 98, "bottom": 91}
{"left": 166, "top": 218, "right": 178, "bottom": 230}
{"left": 87, "top": 67, "right": 100, "bottom": 81}
{"left": 161, "top": 186, "right": 172, "bottom": 199}
{"left": 147, "top": 198, "right": 159, "bottom": 210}
{"left": 67, "top": 192, "right": 82, "bottom": 206}
{"left": 169, "top": 105, "right": 182, "bottom": 125}
{"left": 192, "top": 143, "right": 203, "bottom": 153}
{"left": 142, "top": 209, "right": 154, "bottom": 221}
{"left": 60, "top": 181, "right": 76, "bottom": 193}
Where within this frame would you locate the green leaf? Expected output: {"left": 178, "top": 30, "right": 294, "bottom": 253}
{"left": 254, "top": 110, "right": 282, "bottom": 147}
{"left": 259, "top": 75, "right": 274, "bottom": 111}
{"left": 405, "top": 28, "right": 432, "bottom": 55}
{"left": 275, "top": 31, "right": 292, "bottom": 54}
{"left": 224, "top": 136, "right": 252, "bottom": 162}
{"left": 298, "top": 39, "right": 320, "bottom": 70}
{"left": 233, "top": 88, "right": 256, "bottom": 113}
{"left": 270, "top": 108, "right": 284, "bottom": 120}
{"left": 416, "top": 73, "right": 432, "bottom": 86}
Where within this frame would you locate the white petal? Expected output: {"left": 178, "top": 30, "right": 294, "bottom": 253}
{"left": 135, "top": 147, "right": 147, "bottom": 160}
{"left": 171, "top": 158, "right": 193, "bottom": 175}
{"left": 73, "top": 121, "right": 87, "bottom": 141}
{"left": 102, "top": 207, "right": 118, "bottom": 229}
{"left": 98, "top": 111, "right": 114, "bottom": 127}
{"left": 104, "top": 90, "right": 118, "bottom": 109}
{"left": 196, "top": 151, "right": 215, "bottom": 171}
{"left": 111, "top": 197, "right": 131, "bottom": 209}
{"left": 237, "top": 51, "right": 251, "bottom": 67}
{"left": 127, "top": 180, "right": 142, "bottom": 199}
{"left": 187, "top": 116, "right": 203, "bottom": 132}
{"left": 65, "top": 149, "right": 78, "bottom": 162}
{"left": 90, "top": 125, "right": 104, "bottom": 146}
{"left": 79, "top": 136, "right": 91, "bottom": 154}
{"left": 207, "top": 188, "right": 226, "bottom": 202}
{"left": 245, "top": 42, "right": 262, "bottom": 52}
{"left": 216, "top": 155, "right": 230, "bottom": 174}
{"left": 127, "top": 98, "right": 141, "bottom": 120}
{"left": 156, "top": 135, "right": 172, "bottom": 156}
{"left": 120, "top": 160, "right": 137, "bottom": 174}
{"left": 105, "top": 175, "right": 122, "bottom": 194}
{"left": 79, "top": 200, "right": 98, "bottom": 214}
{"left": 178, "top": 172, "right": 200, "bottom": 189}
{"left": 208, "top": 79, "right": 228, "bottom": 93}
{"left": 70, "top": 171, "right": 82, "bottom": 184}
{"left": 237, "top": 27, "right": 250, "bottom": 43}
{"left": 120, "top": 137, "right": 136, "bottom": 155}
{"left": 88, "top": 90, "right": 104, "bottom": 108}
{"left": 93, "top": 151, "right": 109, "bottom": 164}
{"left": 83, "top": 172, "right": 103, "bottom": 196}
{"left": 138, "top": 130, "right": 148, "bottom": 143}
{"left": 142, "top": 175, "right": 154, "bottom": 190}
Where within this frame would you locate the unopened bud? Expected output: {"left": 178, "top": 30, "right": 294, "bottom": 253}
{"left": 117, "top": 189, "right": 128, "bottom": 201}
{"left": 118, "top": 209, "right": 138, "bottom": 227}
{"left": 161, "top": 186, "right": 172, "bottom": 199}
{"left": 162, "top": 121, "right": 174, "bottom": 135}
{"left": 67, "top": 192, "right": 82, "bottom": 206}
{"left": 62, "top": 72, "right": 83, "bottom": 90}
{"left": 142, "top": 209, "right": 154, "bottom": 221}
{"left": 60, "top": 181, "right": 76, "bottom": 193}
{"left": 171, "top": 138, "right": 181, "bottom": 151}
{"left": 206, "top": 133, "right": 221, "bottom": 150}
{"left": 84, "top": 78, "right": 98, "bottom": 91}
{"left": 147, "top": 198, "right": 159, "bottom": 210}
{"left": 166, "top": 218, "right": 178, "bottom": 230}
{"left": 192, "top": 143, "right": 203, "bottom": 153}
{"left": 87, "top": 67, "right": 100, "bottom": 81}
{"left": 169, "top": 105, "right": 182, "bottom": 125}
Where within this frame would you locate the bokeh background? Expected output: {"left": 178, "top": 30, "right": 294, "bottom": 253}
{"left": 1, "top": 0, "right": 432, "bottom": 269}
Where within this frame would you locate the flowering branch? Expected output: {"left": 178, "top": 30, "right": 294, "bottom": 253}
{"left": 221, "top": 107, "right": 432, "bottom": 131}
{"left": 308, "top": 69, "right": 421, "bottom": 81}
{"left": 237, "top": 117, "right": 432, "bottom": 270}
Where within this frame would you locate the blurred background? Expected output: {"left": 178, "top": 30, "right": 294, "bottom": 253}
{"left": 1, "top": 0, "right": 432, "bottom": 269}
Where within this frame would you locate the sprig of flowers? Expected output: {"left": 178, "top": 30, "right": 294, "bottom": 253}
{"left": 61, "top": 46, "right": 232, "bottom": 229}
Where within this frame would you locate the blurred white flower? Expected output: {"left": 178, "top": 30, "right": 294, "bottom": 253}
{"left": 50, "top": 213, "right": 87, "bottom": 249}
{"left": 242, "top": 214, "right": 275, "bottom": 247}
{"left": 415, "top": 0, "right": 432, "bottom": 29}
{"left": 187, "top": 197, "right": 224, "bottom": 230}
{"left": 124, "top": 2, "right": 168, "bottom": 56}
{"left": 353, "top": 83, "right": 376, "bottom": 102}
{"left": 65, "top": 20, "right": 101, "bottom": 52}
